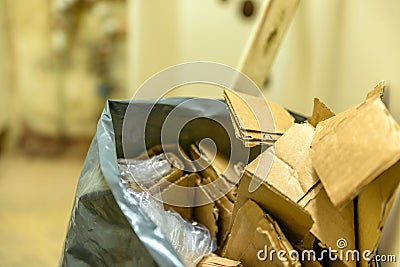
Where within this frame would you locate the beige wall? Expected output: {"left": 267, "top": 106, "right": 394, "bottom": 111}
{"left": 128, "top": 0, "right": 264, "bottom": 98}
{"left": 267, "top": 0, "right": 400, "bottom": 121}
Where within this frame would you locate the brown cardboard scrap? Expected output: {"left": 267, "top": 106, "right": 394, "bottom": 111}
{"left": 246, "top": 123, "right": 318, "bottom": 203}
{"left": 162, "top": 173, "right": 198, "bottom": 220}
{"left": 189, "top": 143, "right": 238, "bottom": 202}
{"left": 234, "top": 169, "right": 314, "bottom": 243}
{"left": 302, "top": 185, "right": 356, "bottom": 267}
{"left": 197, "top": 254, "right": 242, "bottom": 267}
{"left": 237, "top": 0, "right": 299, "bottom": 88}
{"left": 223, "top": 89, "right": 294, "bottom": 146}
{"left": 195, "top": 176, "right": 234, "bottom": 249}
{"left": 307, "top": 98, "right": 335, "bottom": 127}
{"left": 366, "top": 80, "right": 385, "bottom": 100}
{"left": 239, "top": 122, "right": 356, "bottom": 264}
{"left": 357, "top": 161, "right": 400, "bottom": 267}
{"left": 222, "top": 200, "right": 301, "bottom": 267}
{"left": 194, "top": 180, "right": 219, "bottom": 239}
{"left": 311, "top": 84, "right": 400, "bottom": 208}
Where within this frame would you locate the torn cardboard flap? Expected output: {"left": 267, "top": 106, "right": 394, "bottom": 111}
{"left": 223, "top": 200, "right": 301, "bottom": 267}
{"left": 357, "top": 161, "right": 400, "bottom": 267}
{"left": 303, "top": 185, "right": 356, "bottom": 267}
{"left": 311, "top": 85, "right": 400, "bottom": 208}
{"left": 307, "top": 98, "right": 335, "bottom": 127}
{"left": 224, "top": 89, "right": 294, "bottom": 146}
{"left": 246, "top": 123, "right": 319, "bottom": 203}
{"left": 234, "top": 168, "right": 314, "bottom": 243}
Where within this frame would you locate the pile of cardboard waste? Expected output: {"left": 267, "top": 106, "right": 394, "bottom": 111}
{"left": 124, "top": 81, "right": 400, "bottom": 267}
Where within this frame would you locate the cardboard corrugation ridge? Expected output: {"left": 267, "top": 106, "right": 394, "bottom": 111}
{"left": 311, "top": 83, "right": 400, "bottom": 208}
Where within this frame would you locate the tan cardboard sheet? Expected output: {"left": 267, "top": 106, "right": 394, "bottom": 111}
{"left": 234, "top": 169, "right": 313, "bottom": 243}
{"left": 241, "top": 123, "right": 356, "bottom": 264}
{"left": 357, "top": 161, "right": 400, "bottom": 267}
{"left": 223, "top": 200, "right": 301, "bottom": 267}
{"left": 307, "top": 98, "right": 335, "bottom": 127}
{"left": 224, "top": 89, "right": 294, "bottom": 146}
{"left": 194, "top": 180, "right": 219, "bottom": 239}
{"left": 246, "top": 123, "right": 318, "bottom": 203}
{"left": 311, "top": 85, "right": 400, "bottom": 208}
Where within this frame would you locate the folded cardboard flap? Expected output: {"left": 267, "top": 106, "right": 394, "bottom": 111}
{"left": 357, "top": 161, "right": 400, "bottom": 267}
{"left": 234, "top": 168, "right": 314, "bottom": 243}
{"left": 222, "top": 200, "right": 301, "bottom": 267}
{"left": 311, "top": 83, "right": 400, "bottom": 208}
{"left": 223, "top": 89, "right": 295, "bottom": 146}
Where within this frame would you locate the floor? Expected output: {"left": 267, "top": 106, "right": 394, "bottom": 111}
{"left": 0, "top": 152, "right": 85, "bottom": 266}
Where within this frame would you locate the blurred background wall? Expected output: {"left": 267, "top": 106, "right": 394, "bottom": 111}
{"left": 2, "top": 0, "right": 400, "bottom": 151}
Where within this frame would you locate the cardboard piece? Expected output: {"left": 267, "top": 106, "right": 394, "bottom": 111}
{"left": 224, "top": 89, "right": 295, "bottom": 147}
{"left": 301, "top": 184, "right": 356, "bottom": 267}
{"left": 199, "top": 177, "right": 234, "bottom": 249}
{"left": 194, "top": 180, "right": 219, "bottom": 239}
{"left": 357, "top": 161, "right": 400, "bottom": 267}
{"left": 234, "top": 168, "right": 314, "bottom": 243}
{"left": 189, "top": 143, "right": 238, "bottom": 202}
{"left": 238, "top": 123, "right": 356, "bottom": 266}
{"left": 222, "top": 200, "right": 301, "bottom": 267}
{"left": 237, "top": 0, "right": 299, "bottom": 88}
{"left": 245, "top": 123, "right": 318, "bottom": 204}
{"left": 197, "top": 254, "right": 242, "bottom": 267}
{"left": 162, "top": 173, "right": 198, "bottom": 220}
{"left": 311, "top": 82, "right": 400, "bottom": 208}
{"left": 307, "top": 98, "right": 335, "bottom": 127}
